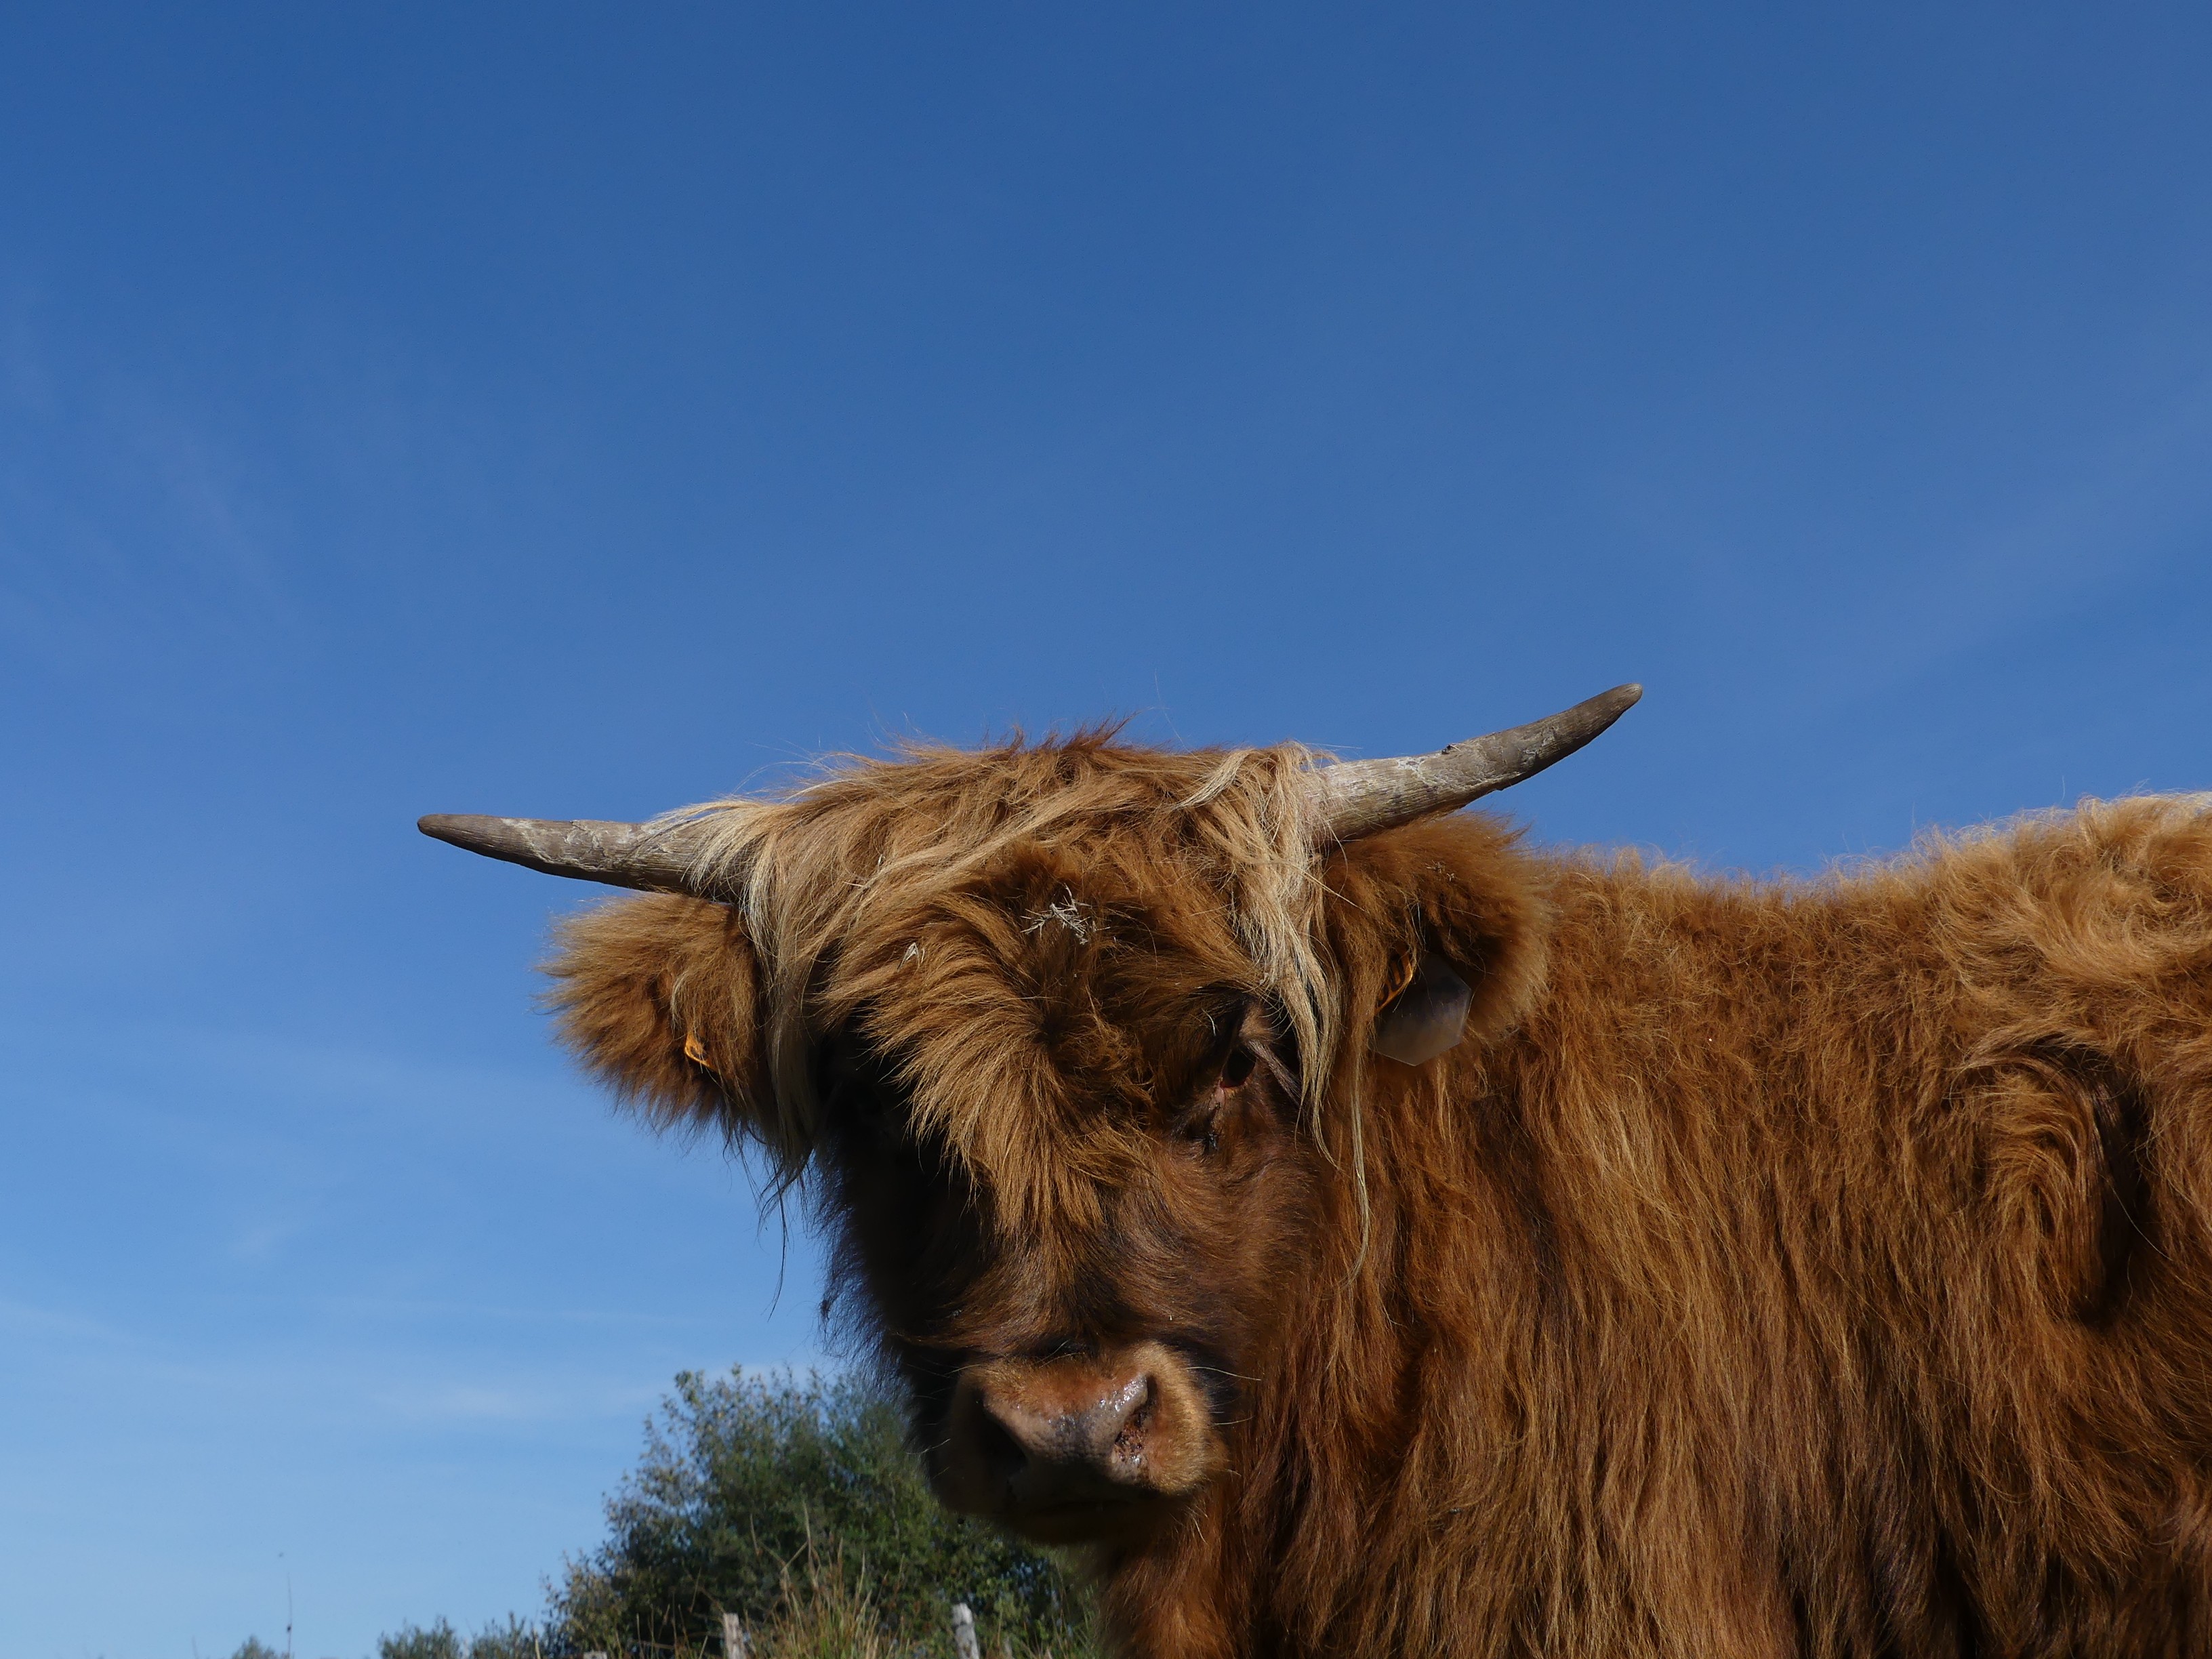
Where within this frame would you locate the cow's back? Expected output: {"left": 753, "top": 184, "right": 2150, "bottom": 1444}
{"left": 1502, "top": 796, "right": 2212, "bottom": 1654}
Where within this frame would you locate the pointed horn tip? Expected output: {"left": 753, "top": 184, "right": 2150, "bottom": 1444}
{"left": 418, "top": 813, "right": 491, "bottom": 848}
{"left": 1555, "top": 682, "right": 1641, "bottom": 735}
{"left": 417, "top": 813, "right": 559, "bottom": 864}
{"left": 1543, "top": 681, "right": 1642, "bottom": 749}
{"left": 1309, "top": 679, "right": 1645, "bottom": 842}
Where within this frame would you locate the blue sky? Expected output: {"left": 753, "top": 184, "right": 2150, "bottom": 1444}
{"left": 2, "top": 5, "right": 2208, "bottom": 1654}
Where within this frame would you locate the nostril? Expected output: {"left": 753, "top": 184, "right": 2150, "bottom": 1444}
{"left": 1105, "top": 1372, "right": 1155, "bottom": 1464}
{"left": 1109, "top": 1373, "right": 1152, "bottom": 1433}
{"left": 969, "top": 1392, "right": 1031, "bottom": 1485}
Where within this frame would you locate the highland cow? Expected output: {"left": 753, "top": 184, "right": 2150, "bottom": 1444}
{"left": 424, "top": 687, "right": 2212, "bottom": 1658}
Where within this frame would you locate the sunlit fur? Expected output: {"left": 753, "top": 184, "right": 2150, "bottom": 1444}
{"left": 542, "top": 735, "right": 2212, "bottom": 1658}
{"left": 558, "top": 734, "right": 1334, "bottom": 1224}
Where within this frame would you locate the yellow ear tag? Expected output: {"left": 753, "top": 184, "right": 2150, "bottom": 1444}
{"left": 683, "top": 1031, "right": 711, "bottom": 1068}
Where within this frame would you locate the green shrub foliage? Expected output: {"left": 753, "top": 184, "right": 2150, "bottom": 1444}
{"left": 375, "top": 1616, "right": 545, "bottom": 1659}
{"left": 547, "top": 1368, "right": 1096, "bottom": 1657}
{"left": 375, "top": 1620, "right": 463, "bottom": 1659}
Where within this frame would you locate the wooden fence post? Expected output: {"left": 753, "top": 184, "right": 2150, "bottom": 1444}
{"left": 720, "top": 1612, "right": 748, "bottom": 1657}
{"left": 951, "top": 1600, "right": 981, "bottom": 1659}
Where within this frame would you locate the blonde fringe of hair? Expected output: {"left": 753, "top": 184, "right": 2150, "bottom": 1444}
{"left": 637, "top": 736, "right": 1351, "bottom": 1182}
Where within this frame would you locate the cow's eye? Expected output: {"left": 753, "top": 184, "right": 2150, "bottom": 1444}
{"left": 1220, "top": 1045, "right": 1256, "bottom": 1091}
{"left": 1178, "top": 1046, "right": 1256, "bottom": 1157}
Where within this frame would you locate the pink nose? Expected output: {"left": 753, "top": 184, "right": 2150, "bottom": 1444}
{"left": 933, "top": 1341, "right": 1222, "bottom": 1536}
{"left": 967, "top": 1359, "right": 1155, "bottom": 1508}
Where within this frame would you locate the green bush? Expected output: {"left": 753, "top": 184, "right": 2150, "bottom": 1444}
{"left": 376, "top": 1620, "right": 462, "bottom": 1659}
{"left": 547, "top": 1368, "right": 1098, "bottom": 1658}
{"left": 375, "top": 1616, "right": 545, "bottom": 1659}
{"left": 371, "top": 1369, "right": 1098, "bottom": 1658}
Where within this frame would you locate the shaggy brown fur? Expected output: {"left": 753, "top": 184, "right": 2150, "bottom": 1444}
{"left": 539, "top": 736, "right": 2212, "bottom": 1658}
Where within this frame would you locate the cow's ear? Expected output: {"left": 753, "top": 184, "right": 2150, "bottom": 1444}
{"left": 1323, "top": 815, "right": 1552, "bottom": 1051}
{"left": 541, "top": 893, "right": 773, "bottom": 1140}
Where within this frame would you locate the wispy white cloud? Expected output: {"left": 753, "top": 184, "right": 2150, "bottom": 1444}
{"left": 0, "top": 299, "right": 300, "bottom": 668}
{"left": 0, "top": 1293, "right": 128, "bottom": 1346}
{"left": 1603, "top": 316, "right": 2212, "bottom": 726}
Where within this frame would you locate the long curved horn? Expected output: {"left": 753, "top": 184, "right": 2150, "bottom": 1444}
{"left": 417, "top": 814, "right": 726, "bottom": 896}
{"left": 1309, "top": 683, "right": 1642, "bottom": 843}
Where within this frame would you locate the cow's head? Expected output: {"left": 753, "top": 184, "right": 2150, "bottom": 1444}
{"left": 422, "top": 687, "right": 1635, "bottom": 1549}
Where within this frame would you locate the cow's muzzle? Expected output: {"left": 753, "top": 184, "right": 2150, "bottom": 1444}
{"left": 930, "top": 1341, "right": 1225, "bottom": 1544}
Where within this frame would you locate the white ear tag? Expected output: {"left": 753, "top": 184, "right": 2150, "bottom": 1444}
{"left": 1371, "top": 955, "right": 1473, "bottom": 1066}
